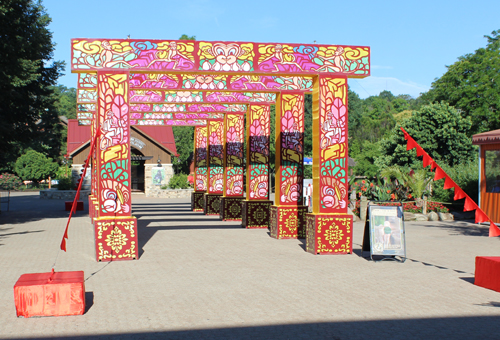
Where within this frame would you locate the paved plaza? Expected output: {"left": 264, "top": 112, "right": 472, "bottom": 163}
{"left": 1, "top": 192, "right": 500, "bottom": 339}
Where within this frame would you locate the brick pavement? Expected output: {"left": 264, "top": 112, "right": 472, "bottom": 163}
{"left": 1, "top": 192, "right": 500, "bottom": 339}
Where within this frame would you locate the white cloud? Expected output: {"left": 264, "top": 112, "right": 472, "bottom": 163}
{"left": 349, "top": 76, "right": 429, "bottom": 99}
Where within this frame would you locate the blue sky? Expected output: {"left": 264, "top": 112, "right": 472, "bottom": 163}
{"left": 43, "top": 0, "right": 500, "bottom": 99}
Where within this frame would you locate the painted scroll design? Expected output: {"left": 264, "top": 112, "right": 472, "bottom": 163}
{"left": 318, "top": 77, "right": 348, "bottom": 213}
{"left": 208, "top": 121, "right": 224, "bottom": 194}
{"left": 279, "top": 94, "right": 304, "bottom": 205}
{"left": 97, "top": 73, "right": 131, "bottom": 216}
{"left": 225, "top": 114, "right": 244, "bottom": 196}
{"left": 72, "top": 39, "right": 369, "bottom": 77}
{"left": 194, "top": 126, "right": 208, "bottom": 192}
{"left": 248, "top": 105, "right": 270, "bottom": 200}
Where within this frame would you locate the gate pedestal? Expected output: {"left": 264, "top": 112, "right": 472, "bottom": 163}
{"left": 220, "top": 197, "right": 244, "bottom": 221}
{"left": 242, "top": 200, "right": 272, "bottom": 229}
{"left": 270, "top": 205, "right": 307, "bottom": 239}
{"left": 94, "top": 216, "right": 139, "bottom": 262}
{"left": 305, "top": 214, "right": 352, "bottom": 255}
{"left": 191, "top": 191, "right": 205, "bottom": 212}
{"left": 204, "top": 193, "right": 222, "bottom": 215}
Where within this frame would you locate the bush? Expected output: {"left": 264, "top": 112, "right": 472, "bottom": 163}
{"left": 0, "top": 173, "right": 23, "bottom": 190}
{"left": 57, "top": 176, "right": 73, "bottom": 190}
{"left": 431, "top": 160, "right": 479, "bottom": 205}
{"left": 167, "top": 174, "right": 189, "bottom": 189}
{"left": 14, "top": 150, "right": 58, "bottom": 184}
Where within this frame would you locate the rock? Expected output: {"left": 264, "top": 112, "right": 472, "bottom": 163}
{"left": 404, "top": 212, "right": 416, "bottom": 221}
{"left": 428, "top": 212, "right": 439, "bottom": 221}
{"left": 438, "top": 212, "right": 454, "bottom": 221}
{"left": 414, "top": 213, "right": 429, "bottom": 221}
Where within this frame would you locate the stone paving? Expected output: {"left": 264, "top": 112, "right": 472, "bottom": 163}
{"left": 1, "top": 192, "right": 500, "bottom": 339}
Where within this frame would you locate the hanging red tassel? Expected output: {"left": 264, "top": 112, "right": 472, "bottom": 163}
{"left": 489, "top": 222, "right": 500, "bottom": 237}
{"left": 463, "top": 197, "right": 477, "bottom": 212}
{"left": 60, "top": 238, "right": 66, "bottom": 252}
{"left": 434, "top": 166, "right": 446, "bottom": 181}
{"left": 423, "top": 154, "right": 432, "bottom": 168}
{"left": 453, "top": 187, "right": 466, "bottom": 200}
{"left": 406, "top": 137, "right": 418, "bottom": 151}
{"left": 443, "top": 176, "right": 456, "bottom": 190}
{"left": 416, "top": 145, "right": 424, "bottom": 157}
{"left": 475, "top": 208, "right": 489, "bottom": 224}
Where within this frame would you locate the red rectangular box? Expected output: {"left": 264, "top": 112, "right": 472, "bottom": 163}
{"left": 475, "top": 256, "right": 500, "bottom": 293}
{"left": 65, "top": 201, "right": 84, "bottom": 211}
{"left": 14, "top": 271, "right": 85, "bottom": 318}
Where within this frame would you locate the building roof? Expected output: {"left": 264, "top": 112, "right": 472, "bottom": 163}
{"left": 472, "top": 129, "right": 500, "bottom": 145}
{"left": 67, "top": 119, "right": 177, "bottom": 156}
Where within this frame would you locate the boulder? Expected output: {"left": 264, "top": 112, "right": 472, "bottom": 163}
{"left": 414, "top": 213, "right": 429, "bottom": 221}
{"left": 438, "top": 212, "right": 454, "bottom": 221}
{"left": 428, "top": 212, "right": 439, "bottom": 221}
{"left": 404, "top": 212, "right": 416, "bottom": 221}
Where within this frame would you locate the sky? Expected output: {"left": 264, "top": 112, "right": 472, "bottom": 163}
{"left": 43, "top": 0, "right": 500, "bottom": 99}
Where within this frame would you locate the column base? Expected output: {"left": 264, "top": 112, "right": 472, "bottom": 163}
{"left": 270, "top": 205, "right": 308, "bottom": 239}
{"left": 204, "top": 193, "right": 222, "bottom": 215}
{"left": 94, "top": 216, "right": 139, "bottom": 262}
{"left": 191, "top": 191, "right": 205, "bottom": 212}
{"left": 88, "top": 195, "right": 98, "bottom": 223}
{"left": 305, "top": 213, "right": 353, "bottom": 255}
{"left": 242, "top": 200, "right": 272, "bottom": 229}
{"left": 220, "top": 196, "right": 244, "bottom": 221}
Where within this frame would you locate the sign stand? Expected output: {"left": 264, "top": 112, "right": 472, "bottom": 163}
{"left": 362, "top": 201, "right": 406, "bottom": 263}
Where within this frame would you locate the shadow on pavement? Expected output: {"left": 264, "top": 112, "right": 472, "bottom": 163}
{"left": 18, "top": 315, "right": 500, "bottom": 340}
{"left": 419, "top": 221, "right": 492, "bottom": 237}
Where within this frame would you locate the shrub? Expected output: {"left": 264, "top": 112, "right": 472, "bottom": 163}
{"left": 432, "top": 160, "right": 479, "bottom": 205}
{"left": 14, "top": 150, "right": 58, "bottom": 184}
{"left": 0, "top": 173, "right": 23, "bottom": 190}
{"left": 167, "top": 174, "right": 189, "bottom": 189}
{"left": 57, "top": 176, "right": 73, "bottom": 190}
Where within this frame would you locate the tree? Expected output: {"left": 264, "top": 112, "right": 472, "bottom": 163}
{"left": 0, "top": 0, "right": 64, "bottom": 170}
{"left": 53, "top": 85, "right": 77, "bottom": 119}
{"left": 172, "top": 126, "right": 194, "bottom": 174}
{"left": 14, "top": 150, "right": 58, "bottom": 184}
{"left": 376, "top": 102, "right": 474, "bottom": 169}
{"left": 424, "top": 29, "right": 500, "bottom": 135}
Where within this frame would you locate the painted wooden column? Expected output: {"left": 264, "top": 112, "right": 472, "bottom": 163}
{"left": 204, "top": 119, "right": 224, "bottom": 215}
{"left": 270, "top": 92, "right": 308, "bottom": 239}
{"left": 306, "top": 76, "right": 352, "bottom": 254}
{"left": 191, "top": 125, "right": 208, "bottom": 212}
{"left": 93, "top": 71, "right": 138, "bottom": 261}
{"left": 220, "top": 113, "right": 245, "bottom": 221}
{"left": 242, "top": 104, "right": 272, "bottom": 228}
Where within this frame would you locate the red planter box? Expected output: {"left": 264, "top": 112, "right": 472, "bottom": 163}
{"left": 14, "top": 271, "right": 85, "bottom": 318}
{"left": 65, "top": 201, "right": 83, "bottom": 211}
{"left": 475, "top": 256, "right": 500, "bottom": 292}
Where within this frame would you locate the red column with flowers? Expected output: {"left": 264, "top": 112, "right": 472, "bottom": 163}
{"left": 270, "top": 92, "right": 308, "bottom": 239}
{"left": 204, "top": 119, "right": 224, "bottom": 215}
{"left": 306, "top": 76, "right": 352, "bottom": 254}
{"left": 191, "top": 125, "right": 208, "bottom": 211}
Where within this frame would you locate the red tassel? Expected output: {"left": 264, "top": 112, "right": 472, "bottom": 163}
{"left": 416, "top": 145, "right": 424, "bottom": 157}
{"left": 490, "top": 222, "right": 500, "bottom": 237}
{"left": 443, "top": 176, "right": 455, "bottom": 190}
{"left": 463, "top": 197, "right": 477, "bottom": 212}
{"left": 434, "top": 166, "right": 446, "bottom": 181}
{"left": 60, "top": 238, "right": 67, "bottom": 252}
{"left": 453, "top": 187, "right": 466, "bottom": 200}
{"left": 406, "top": 138, "right": 418, "bottom": 151}
{"left": 475, "top": 208, "right": 489, "bottom": 224}
{"left": 423, "top": 154, "right": 432, "bottom": 168}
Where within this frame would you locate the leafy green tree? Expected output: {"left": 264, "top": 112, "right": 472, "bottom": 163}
{"left": 172, "top": 126, "right": 194, "bottom": 174}
{"left": 424, "top": 29, "right": 500, "bottom": 134}
{"left": 0, "top": 0, "right": 63, "bottom": 170}
{"left": 53, "top": 85, "right": 77, "bottom": 119}
{"left": 376, "top": 102, "right": 474, "bottom": 169}
{"left": 14, "top": 150, "right": 58, "bottom": 184}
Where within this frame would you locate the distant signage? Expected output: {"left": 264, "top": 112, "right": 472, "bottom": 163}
{"left": 363, "top": 204, "right": 406, "bottom": 260}
{"left": 131, "top": 137, "right": 145, "bottom": 150}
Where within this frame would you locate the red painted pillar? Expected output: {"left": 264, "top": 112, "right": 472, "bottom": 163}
{"left": 192, "top": 125, "right": 208, "bottom": 211}
{"left": 306, "top": 76, "right": 352, "bottom": 254}
{"left": 93, "top": 71, "right": 138, "bottom": 261}
{"left": 220, "top": 113, "right": 245, "bottom": 221}
{"left": 270, "top": 92, "right": 308, "bottom": 239}
{"left": 204, "top": 119, "right": 224, "bottom": 215}
{"left": 242, "top": 104, "right": 272, "bottom": 228}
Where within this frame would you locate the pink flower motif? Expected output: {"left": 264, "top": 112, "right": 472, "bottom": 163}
{"left": 209, "top": 132, "right": 220, "bottom": 145}
{"left": 250, "top": 120, "right": 262, "bottom": 136}
{"left": 281, "top": 110, "right": 295, "bottom": 132}
{"left": 227, "top": 127, "right": 237, "bottom": 142}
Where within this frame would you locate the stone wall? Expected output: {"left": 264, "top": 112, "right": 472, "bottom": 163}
{"left": 146, "top": 188, "right": 193, "bottom": 198}
{"left": 144, "top": 163, "right": 174, "bottom": 196}
{"left": 40, "top": 189, "right": 91, "bottom": 200}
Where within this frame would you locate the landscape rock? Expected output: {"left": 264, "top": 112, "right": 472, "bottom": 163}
{"left": 404, "top": 212, "right": 416, "bottom": 221}
{"left": 438, "top": 212, "right": 454, "bottom": 221}
{"left": 414, "top": 213, "right": 429, "bottom": 221}
{"left": 428, "top": 212, "right": 439, "bottom": 221}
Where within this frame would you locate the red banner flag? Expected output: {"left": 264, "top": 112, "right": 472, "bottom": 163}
{"left": 490, "top": 222, "right": 500, "bottom": 237}
{"left": 406, "top": 137, "right": 418, "bottom": 151}
{"left": 453, "top": 187, "right": 466, "bottom": 200}
{"left": 443, "top": 176, "right": 456, "bottom": 190}
{"left": 475, "top": 208, "right": 489, "bottom": 224}
{"left": 463, "top": 197, "right": 477, "bottom": 212}
{"left": 433, "top": 166, "right": 446, "bottom": 181}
